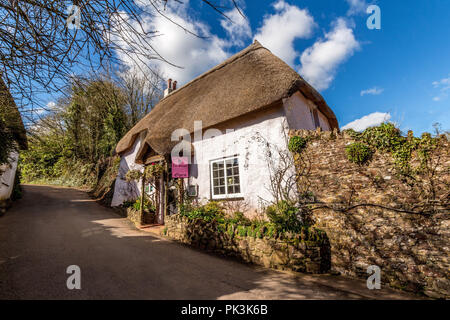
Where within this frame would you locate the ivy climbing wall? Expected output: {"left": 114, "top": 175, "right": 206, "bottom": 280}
{"left": 289, "top": 127, "right": 449, "bottom": 298}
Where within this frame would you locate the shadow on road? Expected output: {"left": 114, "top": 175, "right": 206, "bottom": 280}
{"left": 0, "top": 185, "right": 421, "bottom": 300}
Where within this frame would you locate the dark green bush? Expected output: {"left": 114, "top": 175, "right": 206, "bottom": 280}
{"left": 288, "top": 136, "right": 307, "bottom": 154}
{"left": 11, "top": 168, "right": 22, "bottom": 200}
{"left": 123, "top": 197, "right": 156, "bottom": 212}
{"left": 265, "top": 200, "right": 304, "bottom": 233}
{"left": 0, "top": 117, "right": 15, "bottom": 167}
{"left": 180, "top": 201, "right": 224, "bottom": 222}
{"left": 359, "top": 122, "right": 403, "bottom": 151}
{"left": 345, "top": 142, "right": 373, "bottom": 165}
{"left": 228, "top": 211, "right": 251, "bottom": 226}
{"left": 178, "top": 200, "right": 327, "bottom": 243}
{"left": 347, "top": 122, "right": 440, "bottom": 175}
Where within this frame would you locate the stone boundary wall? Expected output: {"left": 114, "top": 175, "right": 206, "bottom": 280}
{"left": 125, "top": 207, "right": 156, "bottom": 226}
{"left": 290, "top": 129, "right": 449, "bottom": 298}
{"left": 163, "top": 215, "right": 330, "bottom": 274}
{"left": 126, "top": 208, "right": 142, "bottom": 226}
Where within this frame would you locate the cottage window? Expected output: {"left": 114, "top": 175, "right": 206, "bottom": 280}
{"left": 210, "top": 156, "right": 242, "bottom": 199}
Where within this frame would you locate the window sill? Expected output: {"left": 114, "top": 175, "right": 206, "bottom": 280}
{"left": 210, "top": 196, "right": 245, "bottom": 201}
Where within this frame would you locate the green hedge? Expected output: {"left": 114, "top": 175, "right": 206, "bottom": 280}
{"left": 179, "top": 201, "right": 327, "bottom": 244}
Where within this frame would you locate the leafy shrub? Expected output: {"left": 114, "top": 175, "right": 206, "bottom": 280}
{"left": 178, "top": 200, "right": 327, "bottom": 243}
{"left": 125, "top": 169, "right": 142, "bottom": 182}
{"left": 228, "top": 211, "right": 251, "bottom": 226}
{"left": 123, "top": 197, "right": 155, "bottom": 212}
{"left": 265, "top": 200, "right": 304, "bottom": 233}
{"left": 11, "top": 168, "right": 22, "bottom": 200}
{"left": 347, "top": 122, "right": 441, "bottom": 175}
{"left": 288, "top": 136, "right": 307, "bottom": 154}
{"left": 345, "top": 143, "right": 373, "bottom": 165}
{"left": 180, "top": 201, "right": 224, "bottom": 222}
{"left": 0, "top": 117, "right": 15, "bottom": 168}
{"left": 144, "top": 163, "right": 164, "bottom": 178}
{"left": 122, "top": 200, "right": 135, "bottom": 208}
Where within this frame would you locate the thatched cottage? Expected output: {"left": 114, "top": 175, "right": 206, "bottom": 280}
{"left": 0, "top": 76, "right": 27, "bottom": 213}
{"left": 111, "top": 40, "right": 338, "bottom": 223}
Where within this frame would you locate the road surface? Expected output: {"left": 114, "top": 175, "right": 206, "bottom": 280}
{"left": 0, "top": 185, "right": 420, "bottom": 300}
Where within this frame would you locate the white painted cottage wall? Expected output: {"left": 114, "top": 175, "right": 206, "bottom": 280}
{"left": 111, "top": 135, "right": 144, "bottom": 207}
{"left": 0, "top": 151, "right": 19, "bottom": 201}
{"left": 283, "top": 91, "right": 330, "bottom": 131}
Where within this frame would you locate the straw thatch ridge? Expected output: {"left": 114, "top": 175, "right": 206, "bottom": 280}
{"left": 116, "top": 40, "right": 338, "bottom": 159}
{"left": 0, "top": 76, "right": 27, "bottom": 150}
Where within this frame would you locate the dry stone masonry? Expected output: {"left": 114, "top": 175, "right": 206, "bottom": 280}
{"left": 163, "top": 215, "right": 330, "bottom": 274}
{"left": 290, "top": 129, "right": 449, "bottom": 298}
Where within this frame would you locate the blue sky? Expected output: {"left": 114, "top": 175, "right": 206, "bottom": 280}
{"left": 42, "top": 0, "right": 450, "bottom": 134}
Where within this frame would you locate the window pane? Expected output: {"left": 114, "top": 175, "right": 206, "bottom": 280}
{"left": 234, "top": 185, "right": 240, "bottom": 194}
{"left": 213, "top": 178, "right": 224, "bottom": 187}
{"left": 219, "top": 187, "right": 225, "bottom": 194}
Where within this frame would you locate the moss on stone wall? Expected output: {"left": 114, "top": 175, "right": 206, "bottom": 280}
{"left": 289, "top": 126, "right": 449, "bottom": 298}
{"left": 163, "top": 214, "right": 331, "bottom": 273}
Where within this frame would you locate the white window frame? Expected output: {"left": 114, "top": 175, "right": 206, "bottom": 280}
{"left": 210, "top": 156, "right": 243, "bottom": 199}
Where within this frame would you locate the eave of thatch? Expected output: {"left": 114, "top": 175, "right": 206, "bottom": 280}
{"left": 0, "top": 76, "right": 27, "bottom": 150}
{"left": 116, "top": 40, "right": 338, "bottom": 160}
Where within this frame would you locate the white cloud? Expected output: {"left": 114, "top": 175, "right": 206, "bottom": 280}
{"left": 342, "top": 112, "right": 391, "bottom": 132}
{"left": 254, "top": 0, "right": 316, "bottom": 66}
{"left": 432, "top": 77, "right": 450, "bottom": 90}
{"left": 46, "top": 101, "right": 56, "bottom": 109}
{"left": 112, "top": 2, "right": 237, "bottom": 85}
{"left": 346, "top": 0, "right": 369, "bottom": 16}
{"left": 33, "top": 101, "right": 55, "bottom": 116}
{"left": 360, "top": 87, "right": 384, "bottom": 96}
{"left": 432, "top": 76, "right": 450, "bottom": 102}
{"left": 221, "top": 8, "right": 252, "bottom": 47}
{"left": 299, "top": 18, "right": 359, "bottom": 91}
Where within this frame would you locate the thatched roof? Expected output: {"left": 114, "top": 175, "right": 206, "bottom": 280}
{"left": 116, "top": 40, "right": 338, "bottom": 160}
{"left": 0, "top": 76, "right": 27, "bottom": 150}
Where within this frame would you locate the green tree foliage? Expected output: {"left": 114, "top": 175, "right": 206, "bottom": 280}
{"left": 20, "top": 76, "right": 145, "bottom": 185}
{"left": 63, "top": 79, "right": 128, "bottom": 162}
{"left": 0, "top": 116, "right": 14, "bottom": 167}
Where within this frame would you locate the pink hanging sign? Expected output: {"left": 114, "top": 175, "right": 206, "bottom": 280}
{"left": 172, "top": 157, "right": 189, "bottom": 178}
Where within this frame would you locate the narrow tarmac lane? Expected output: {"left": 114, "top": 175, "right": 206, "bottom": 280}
{"left": 0, "top": 185, "right": 419, "bottom": 300}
